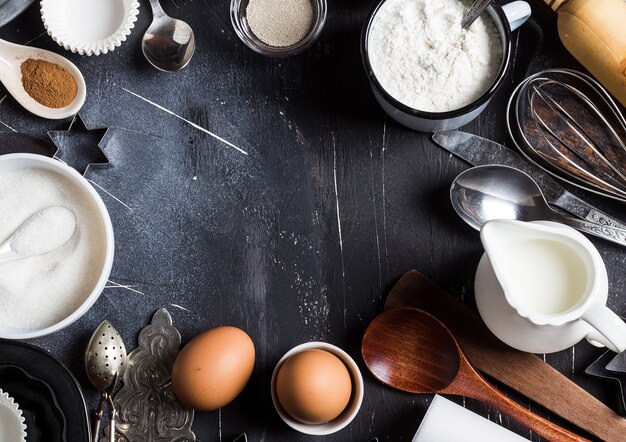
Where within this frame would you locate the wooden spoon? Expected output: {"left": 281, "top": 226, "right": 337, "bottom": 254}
{"left": 384, "top": 270, "right": 626, "bottom": 441}
{"left": 362, "top": 307, "right": 590, "bottom": 442}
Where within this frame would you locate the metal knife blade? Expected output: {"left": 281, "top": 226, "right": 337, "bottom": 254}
{"left": 432, "top": 130, "right": 626, "bottom": 230}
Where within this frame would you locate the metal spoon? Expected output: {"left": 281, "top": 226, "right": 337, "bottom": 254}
{"left": 450, "top": 165, "right": 626, "bottom": 247}
{"left": 0, "top": 206, "right": 76, "bottom": 264}
{"left": 0, "top": 39, "right": 86, "bottom": 119}
{"left": 85, "top": 320, "right": 127, "bottom": 442}
{"left": 362, "top": 308, "right": 589, "bottom": 441}
{"left": 460, "top": 0, "right": 491, "bottom": 29}
{"left": 141, "top": 0, "right": 195, "bottom": 71}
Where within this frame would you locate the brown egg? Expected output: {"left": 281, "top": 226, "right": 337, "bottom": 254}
{"left": 172, "top": 326, "right": 255, "bottom": 410}
{"left": 275, "top": 349, "right": 352, "bottom": 424}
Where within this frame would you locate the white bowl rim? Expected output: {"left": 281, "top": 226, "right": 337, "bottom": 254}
{"left": 270, "top": 341, "right": 365, "bottom": 435}
{"left": 0, "top": 153, "right": 114, "bottom": 339}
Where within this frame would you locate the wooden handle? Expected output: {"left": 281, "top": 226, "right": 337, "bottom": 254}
{"left": 451, "top": 354, "right": 591, "bottom": 442}
{"left": 385, "top": 271, "right": 626, "bottom": 441}
{"left": 542, "top": 0, "right": 568, "bottom": 11}
{"left": 556, "top": 0, "right": 626, "bottom": 107}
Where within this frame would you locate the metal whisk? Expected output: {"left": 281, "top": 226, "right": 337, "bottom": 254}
{"left": 507, "top": 68, "right": 626, "bottom": 203}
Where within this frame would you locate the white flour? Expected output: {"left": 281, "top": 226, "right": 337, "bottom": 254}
{"left": 368, "top": 0, "right": 502, "bottom": 112}
{"left": 0, "top": 169, "right": 107, "bottom": 331}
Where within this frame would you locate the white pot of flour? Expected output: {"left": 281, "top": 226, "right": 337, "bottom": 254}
{"left": 362, "top": 0, "right": 531, "bottom": 132}
{"left": 0, "top": 154, "right": 114, "bottom": 339}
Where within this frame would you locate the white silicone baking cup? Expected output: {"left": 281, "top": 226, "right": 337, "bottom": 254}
{"left": 0, "top": 389, "right": 27, "bottom": 442}
{"left": 40, "top": 0, "right": 140, "bottom": 56}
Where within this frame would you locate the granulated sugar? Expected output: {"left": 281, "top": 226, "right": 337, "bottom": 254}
{"left": 368, "top": 0, "right": 502, "bottom": 112}
{"left": 246, "top": 0, "right": 314, "bottom": 47}
{"left": 10, "top": 206, "right": 76, "bottom": 256}
{"left": 0, "top": 168, "right": 107, "bottom": 331}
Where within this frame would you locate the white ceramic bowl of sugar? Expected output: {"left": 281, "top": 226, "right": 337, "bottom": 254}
{"left": 0, "top": 154, "right": 114, "bottom": 339}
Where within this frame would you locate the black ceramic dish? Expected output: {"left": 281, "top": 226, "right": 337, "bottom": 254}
{"left": 361, "top": 0, "right": 527, "bottom": 132}
{"left": 0, "top": 339, "right": 90, "bottom": 442}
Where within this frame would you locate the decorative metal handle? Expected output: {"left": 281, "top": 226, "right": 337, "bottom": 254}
{"left": 108, "top": 395, "right": 117, "bottom": 442}
{"left": 555, "top": 213, "right": 626, "bottom": 247}
{"left": 585, "top": 209, "right": 626, "bottom": 230}
{"left": 92, "top": 393, "right": 107, "bottom": 442}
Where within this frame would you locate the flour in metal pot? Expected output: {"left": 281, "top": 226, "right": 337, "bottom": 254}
{"left": 368, "top": 0, "right": 502, "bottom": 113}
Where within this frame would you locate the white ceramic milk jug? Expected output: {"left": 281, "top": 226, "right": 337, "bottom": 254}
{"left": 475, "top": 219, "right": 626, "bottom": 354}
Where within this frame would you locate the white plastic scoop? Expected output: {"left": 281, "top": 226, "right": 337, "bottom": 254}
{"left": 0, "top": 206, "right": 76, "bottom": 264}
{"left": 0, "top": 38, "right": 86, "bottom": 119}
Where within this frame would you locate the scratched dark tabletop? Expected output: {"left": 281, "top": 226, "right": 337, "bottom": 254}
{"left": 1, "top": 1, "right": 626, "bottom": 441}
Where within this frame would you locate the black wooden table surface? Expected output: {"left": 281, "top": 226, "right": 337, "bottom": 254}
{"left": 1, "top": 0, "right": 625, "bottom": 440}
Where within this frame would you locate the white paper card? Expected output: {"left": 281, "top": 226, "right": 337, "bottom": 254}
{"left": 413, "top": 395, "right": 528, "bottom": 442}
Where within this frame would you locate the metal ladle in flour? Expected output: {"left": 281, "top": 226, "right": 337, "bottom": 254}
{"left": 85, "top": 320, "right": 127, "bottom": 442}
{"left": 0, "top": 206, "right": 76, "bottom": 264}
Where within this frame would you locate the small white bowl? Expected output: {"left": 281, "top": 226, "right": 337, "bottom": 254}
{"left": 41, "top": 0, "right": 140, "bottom": 56}
{"left": 0, "top": 154, "right": 114, "bottom": 339}
{"left": 271, "top": 342, "right": 364, "bottom": 435}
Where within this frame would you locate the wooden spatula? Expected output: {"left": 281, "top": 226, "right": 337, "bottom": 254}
{"left": 384, "top": 270, "right": 626, "bottom": 441}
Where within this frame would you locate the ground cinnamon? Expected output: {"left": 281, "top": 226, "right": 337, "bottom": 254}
{"left": 20, "top": 58, "right": 78, "bottom": 108}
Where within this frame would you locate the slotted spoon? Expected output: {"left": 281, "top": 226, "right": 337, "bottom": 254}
{"left": 85, "top": 320, "right": 127, "bottom": 442}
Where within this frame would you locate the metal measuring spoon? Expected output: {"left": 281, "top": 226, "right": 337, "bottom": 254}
{"left": 450, "top": 165, "right": 626, "bottom": 247}
{"left": 0, "top": 206, "right": 76, "bottom": 264}
{"left": 0, "top": 39, "right": 86, "bottom": 119}
{"left": 141, "top": 0, "right": 195, "bottom": 71}
{"left": 85, "top": 320, "right": 127, "bottom": 442}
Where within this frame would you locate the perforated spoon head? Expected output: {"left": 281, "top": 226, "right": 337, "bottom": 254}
{"left": 85, "top": 320, "right": 127, "bottom": 393}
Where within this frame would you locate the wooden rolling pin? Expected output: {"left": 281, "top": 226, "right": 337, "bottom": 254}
{"left": 545, "top": 0, "right": 626, "bottom": 107}
{"left": 384, "top": 270, "right": 626, "bottom": 441}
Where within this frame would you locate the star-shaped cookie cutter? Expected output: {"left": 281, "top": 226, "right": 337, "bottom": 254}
{"left": 47, "top": 114, "right": 111, "bottom": 175}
